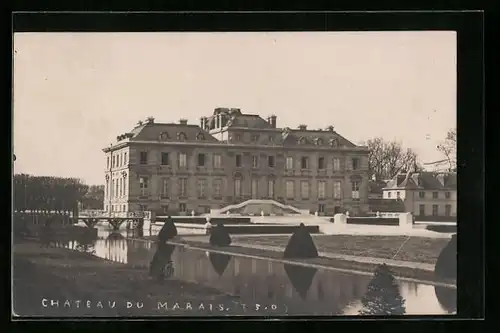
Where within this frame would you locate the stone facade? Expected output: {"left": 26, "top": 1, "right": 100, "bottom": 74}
{"left": 103, "top": 108, "right": 370, "bottom": 216}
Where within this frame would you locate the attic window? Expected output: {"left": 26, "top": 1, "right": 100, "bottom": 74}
{"left": 298, "top": 137, "right": 306, "bottom": 145}
{"left": 159, "top": 132, "right": 169, "bottom": 141}
{"left": 177, "top": 132, "right": 187, "bottom": 141}
{"left": 329, "top": 138, "right": 338, "bottom": 147}
{"left": 315, "top": 138, "right": 324, "bottom": 145}
{"left": 196, "top": 133, "right": 205, "bottom": 141}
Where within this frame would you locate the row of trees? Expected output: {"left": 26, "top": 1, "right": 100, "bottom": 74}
{"left": 13, "top": 174, "right": 104, "bottom": 213}
{"left": 366, "top": 127, "right": 457, "bottom": 181}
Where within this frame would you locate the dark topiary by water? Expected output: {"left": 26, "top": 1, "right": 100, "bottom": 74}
{"left": 359, "top": 264, "right": 406, "bottom": 316}
{"left": 158, "top": 217, "right": 178, "bottom": 243}
{"left": 283, "top": 223, "right": 319, "bottom": 259}
{"left": 209, "top": 223, "right": 232, "bottom": 247}
{"left": 434, "top": 234, "right": 457, "bottom": 280}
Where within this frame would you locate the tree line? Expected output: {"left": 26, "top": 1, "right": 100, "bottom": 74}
{"left": 366, "top": 127, "right": 456, "bottom": 181}
{"left": 13, "top": 174, "right": 104, "bottom": 213}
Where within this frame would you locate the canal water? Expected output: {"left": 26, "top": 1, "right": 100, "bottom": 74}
{"left": 54, "top": 227, "right": 456, "bottom": 316}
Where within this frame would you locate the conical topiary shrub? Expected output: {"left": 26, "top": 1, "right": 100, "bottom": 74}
{"left": 358, "top": 264, "right": 406, "bottom": 315}
{"left": 158, "top": 217, "right": 178, "bottom": 243}
{"left": 209, "top": 224, "right": 232, "bottom": 247}
{"left": 283, "top": 223, "right": 318, "bottom": 259}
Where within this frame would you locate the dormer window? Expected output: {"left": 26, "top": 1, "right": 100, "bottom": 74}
{"left": 159, "top": 132, "right": 169, "bottom": 141}
{"left": 298, "top": 137, "right": 306, "bottom": 145}
{"left": 177, "top": 132, "right": 187, "bottom": 141}
{"left": 329, "top": 138, "right": 338, "bottom": 147}
{"left": 315, "top": 138, "right": 324, "bottom": 145}
{"left": 196, "top": 133, "right": 205, "bottom": 141}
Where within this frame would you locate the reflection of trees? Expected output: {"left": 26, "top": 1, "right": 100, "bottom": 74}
{"left": 208, "top": 252, "right": 232, "bottom": 277}
{"left": 359, "top": 264, "right": 406, "bottom": 315}
{"left": 284, "top": 264, "right": 318, "bottom": 300}
{"left": 434, "top": 286, "right": 457, "bottom": 314}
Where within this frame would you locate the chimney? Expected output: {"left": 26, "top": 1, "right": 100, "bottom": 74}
{"left": 145, "top": 117, "right": 155, "bottom": 125}
{"left": 267, "top": 115, "right": 277, "bottom": 128}
{"left": 179, "top": 119, "right": 188, "bottom": 125}
{"left": 298, "top": 124, "right": 307, "bottom": 130}
{"left": 326, "top": 125, "right": 334, "bottom": 132}
{"left": 200, "top": 117, "right": 206, "bottom": 130}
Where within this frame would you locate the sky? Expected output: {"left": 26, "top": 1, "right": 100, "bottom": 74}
{"left": 13, "top": 31, "right": 456, "bottom": 185}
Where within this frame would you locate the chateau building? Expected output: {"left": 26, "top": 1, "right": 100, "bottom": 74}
{"left": 382, "top": 171, "right": 457, "bottom": 219}
{"left": 102, "top": 108, "right": 370, "bottom": 216}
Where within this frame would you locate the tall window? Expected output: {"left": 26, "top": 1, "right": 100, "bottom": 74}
{"left": 333, "top": 158, "right": 340, "bottom": 172}
{"left": 351, "top": 181, "right": 360, "bottom": 200}
{"left": 213, "top": 179, "right": 222, "bottom": 197}
{"left": 318, "top": 181, "right": 326, "bottom": 199}
{"left": 119, "top": 178, "right": 122, "bottom": 197}
{"left": 301, "top": 156, "right": 309, "bottom": 169}
{"left": 139, "top": 176, "right": 148, "bottom": 196}
{"left": 235, "top": 154, "right": 242, "bottom": 167}
{"left": 178, "top": 178, "right": 187, "bottom": 197}
{"left": 213, "top": 154, "right": 222, "bottom": 168}
{"left": 318, "top": 157, "right": 325, "bottom": 170}
{"left": 197, "top": 153, "right": 206, "bottom": 167}
{"left": 301, "top": 181, "right": 310, "bottom": 199}
{"left": 268, "top": 155, "right": 275, "bottom": 168}
{"left": 105, "top": 179, "right": 109, "bottom": 198}
{"left": 161, "top": 178, "right": 169, "bottom": 197}
{"left": 179, "top": 203, "right": 187, "bottom": 213}
{"left": 352, "top": 157, "right": 360, "bottom": 170}
{"left": 179, "top": 152, "right": 187, "bottom": 168}
{"left": 396, "top": 191, "right": 401, "bottom": 199}
{"left": 333, "top": 181, "right": 342, "bottom": 199}
{"left": 445, "top": 191, "right": 451, "bottom": 199}
{"left": 112, "top": 156, "right": 115, "bottom": 168}
{"left": 419, "top": 204, "right": 425, "bottom": 216}
{"left": 117, "top": 154, "right": 121, "bottom": 167}
{"left": 161, "top": 152, "right": 169, "bottom": 165}
{"left": 419, "top": 191, "right": 425, "bottom": 199}
{"left": 197, "top": 179, "right": 207, "bottom": 198}
{"left": 286, "top": 157, "right": 294, "bottom": 169}
{"left": 123, "top": 178, "right": 127, "bottom": 196}
{"left": 433, "top": 192, "right": 438, "bottom": 199}
{"left": 268, "top": 179, "right": 275, "bottom": 198}
{"left": 124, "top": 152, "right": 127, "bottom": 165}
{"left": 140, "top": 151, "right": 148, "bottom": 165}
{"left": 285, "top": 180, "right": 295, "bottom": 199}
{"left": 234, "top": 178, "right": 242, "bottom": 196}
{"left": 252, "top": 156, "right": 259, "bottom": 168}
{"left": 432, "top": 204, "right": 439, "bottom": 216}
{"left": 107, "top": 156, "right": 110, "bottom": 169}
{"left": 112, "top": 179, "right": 115, "bottom": 198}
{"left": 388, "top": 192, "right": 392, "bottom": 198}
{"left": 318, "top": 204, "right": 325, "bottom": 213}
{"left": 251, "top": 179, "right": 258, "bottom": 198}
{"left": 445, "top": 204, "right": 452, "bottom": 216}
{"left": 115, "top": 179, "right": 118, "bottom": 198}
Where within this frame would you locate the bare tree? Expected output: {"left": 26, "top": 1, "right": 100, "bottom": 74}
{"left": 366, "top": 138, "right": 421, "bottom": 181}
{"left": 437, "top": 128, "right": 457, "bottom": 172}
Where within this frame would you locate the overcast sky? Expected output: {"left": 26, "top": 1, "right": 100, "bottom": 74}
{"left": 13, "top": 31, "right": 456, "bottom": 185}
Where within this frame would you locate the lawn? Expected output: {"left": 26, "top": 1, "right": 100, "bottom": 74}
{"left": 12, "top": 242, "right": 249, "bottom": 317}
{"left": 232, "top": 235, "right": 450, "bottom": 264}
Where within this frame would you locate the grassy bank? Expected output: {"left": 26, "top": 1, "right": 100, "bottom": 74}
{"left": 12, "top": 241, "right": 252, "bottom": 317}
{"left": 232, "top": 235, "right": 450, "bottom": 265}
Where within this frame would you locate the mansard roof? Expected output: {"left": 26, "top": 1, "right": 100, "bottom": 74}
{"left": 384, "top": 172, "right": 457, "bottom": 191}
{"left": 118, "top": 122, "right": 219, "bottom": 143}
